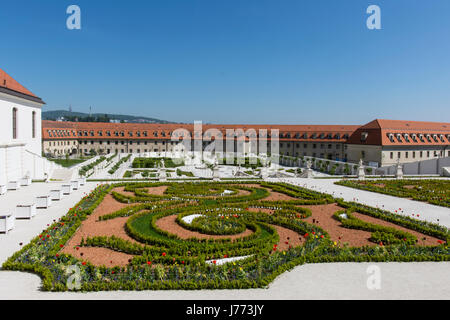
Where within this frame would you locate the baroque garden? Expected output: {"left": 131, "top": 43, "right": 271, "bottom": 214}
{"left": 3, "top": 180, "right": 449, "bottom": 292}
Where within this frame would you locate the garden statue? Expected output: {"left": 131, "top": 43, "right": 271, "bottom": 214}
{"left": 300, "top": 159, "right": 314, "bottom": 178}
{"left": 357, "top": 159, "right": 365, "bottom": 180}
{"left": 396, "top": 159, "right": 404, "bottom": 179}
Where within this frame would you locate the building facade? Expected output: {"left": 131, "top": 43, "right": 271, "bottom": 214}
{"left": 42, "top": 119, "right": 450, "bottom": 167}
{"left": 0, "top": 68, "right": 55, "bottom": 184}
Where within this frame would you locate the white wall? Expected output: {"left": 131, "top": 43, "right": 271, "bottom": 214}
{"left": 377, "top": 157, "right": 450, "bottom": 175}
{"left": 0, "top": 92, "right": 42, "bottom": 155}
{"left": 0, "top": 92, "right": 50, "bottom": 184}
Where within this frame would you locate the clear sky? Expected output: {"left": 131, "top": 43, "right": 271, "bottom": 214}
{"left": 1, "top": 0, "right": 449, "bottom": 124}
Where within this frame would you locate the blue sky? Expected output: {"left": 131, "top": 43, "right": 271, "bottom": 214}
{"left": 1, "top": 0, "right": 449, "bottom": 124}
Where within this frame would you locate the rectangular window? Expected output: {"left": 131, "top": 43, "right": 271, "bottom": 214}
{"left": 12, "top": 108, "right": 18, "bottom": 139}
{"left": 32, "top": 111, "right": 36, "bottom": 138}
{"left": 390, "top": 152, "right": 393, "bottom": 159}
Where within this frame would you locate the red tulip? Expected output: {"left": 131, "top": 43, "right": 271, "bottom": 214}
{"left": 304, "top": 233, "right": 309, "bottom": 238}
{"left": 162, "top": 252, "right": 166, "bottom": 256}
{"left": 213, "top": 260, "right": 217, "bottom": 264}
{"left": 147, "top": 261, "right": 152, "bottom": 265}
{"left": 82, "top": 262, "right": 86, "bottom": 265}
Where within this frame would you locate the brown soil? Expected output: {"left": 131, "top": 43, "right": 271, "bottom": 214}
{"left": 302, "top": 203, "right": 373, "bottom": 247}
{"left": 145, "top": 185, "right": 168, "bottom": 195}
{"left": 247, "top": 207, "right": 275, "bottom": 214}
{"left": 155, "top": 214, "right": 254, "bottom": 240}
{"left": 243, "top": 184, "right": 298, "bottom": 201}
{"left": 373, "top": 183, "right": 386, "bottom": 188}
{"left": 113, "top": 187, "right": 136, "bottom": 197}
{"left": 351, "top": 211, "right": 441, "bottom": 246}
{"left": 262, "top": 191, "right": 297, "bottom": 201}
{"left": 60, "top": 193, "right": 141, "bottom": 266}
{"left": 301, "top": 203, "right": 441, "bottom": 247}
{"left": 403, "top": 185, "right": 416, "bottom": 190}
{"left": 271, "top": 224, "right": 303, "bottom": 251}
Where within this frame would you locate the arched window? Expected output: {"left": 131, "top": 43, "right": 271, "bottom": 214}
{"left": 32, "top": 111, "right": 36, "bottom": 138}
{"left": 12, "top": 108, "right": 18, "bottom": 139}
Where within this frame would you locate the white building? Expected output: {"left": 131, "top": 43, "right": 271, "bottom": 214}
{"left": 0, "top": 68, "right": 58, "bottom": 184}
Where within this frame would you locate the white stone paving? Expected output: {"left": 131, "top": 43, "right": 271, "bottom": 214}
{"left": 0, "top": 262, "right": 448, "bottom": 299}
{"left": 0, "top": 181, "right": 101, "bottom": 265}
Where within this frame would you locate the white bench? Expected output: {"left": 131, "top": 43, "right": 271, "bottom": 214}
{"left": 61, "top": 184, "right": 73, "bottom": 195}
{"left": 20, "top": 177, "right": 32, "bottom": 186}
{"left": 36, "top": 196, "right": 52, "bottom": 209}
{"left": 50, "top": 189, "right": 63, "bottom": 201}
{"left": 7, "top": 181, "right": 20, "bottom": 190}
{"left": 70, "top": 180, "right": 80, "bottom": 190}
{"left": 0, "top": 185, "right": 6, "bottom": 195}
{"left": 0, "top": 213, "right": 15, "bottom": 234}
{"left": 16, "top": 204, "right": 37, "bottom": 219}
{"left": 78, "top": 177, "right": 86, "bottom": 186}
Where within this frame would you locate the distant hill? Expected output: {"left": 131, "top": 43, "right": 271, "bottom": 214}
{"left": 42, "top": 110, "right": 174, "bottom": 124}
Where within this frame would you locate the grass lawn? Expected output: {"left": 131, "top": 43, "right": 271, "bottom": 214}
{"left": 47, "top": 157, "right": 92, "bottom": 168}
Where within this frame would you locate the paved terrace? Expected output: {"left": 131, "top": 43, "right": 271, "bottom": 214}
{"left": 0, "top": 181, "right": 100, "bottom": 265}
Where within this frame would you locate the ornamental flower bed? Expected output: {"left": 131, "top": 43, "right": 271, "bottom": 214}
{"left": 2, "top": 181, "right": 449, "bottom": 292}
{"left": 336, "top": 179, "right": 450, "bottom": 208}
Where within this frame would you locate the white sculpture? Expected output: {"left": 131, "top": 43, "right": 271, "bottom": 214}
{"left": 395, "top": 159, "right": 403, "bottom": 179}
{"left": 357, "top": 159, "right": 365, "bottom": 180}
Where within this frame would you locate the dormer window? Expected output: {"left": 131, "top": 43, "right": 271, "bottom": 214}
{"left": 361, "top": 132, "right": 368, "bottom": 142}
{"left": 426, "top": 134, "right": 431, "bottom": 142}
{"left": 137, "top": 131, "right": 141, "bottom": 137}
{"left": 411, "top": 133, "right": 417, "bottom": 142}
{"left": 143, "top": 131, "right": 148, "bottom": 137}
{"left": 98, "top": 131, "right": 103, "bottom": 136}
{"left": 129, "top": 131, "right": 133, "bottom": 137}
{"left": 418, "top": 134, "right": 424, "bottom": 142}
{"left": 335, "top": 133, "right": 341, "bottom": 139}
{"left": 120, "top": 131, "right": 124, "bottom": 137}
{"left": 153, "top": 131, "right": 158, "bottom": 137}
{"left": 403, "top": 133, "right": 410, "bottom": 142}
{"left": 106, "top": 131, "right": 111, "bottom": 136}
{"left": 320, "top": 133, "right": 325, "bottom": 139}
{"left": 432, "top": 134, "right": 438, "bottom": 142}
{"left": 439, "top": 134, "right": 445, "bottom": 142}
{"left": 311, "top": 133, "right": 317, "bottom": 139}
{"left": 396, "top": 134, "right": 402, "bottom": 142}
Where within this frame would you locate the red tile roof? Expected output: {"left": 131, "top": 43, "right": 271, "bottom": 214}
{"left": 347, "top": 119, "right": 450, "bottom": 146}
{"left": 42, "top": 120, "right": 358, "bottom": 142}
{"left": 0, "top": 68, "right": 37, "bottom": 97}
